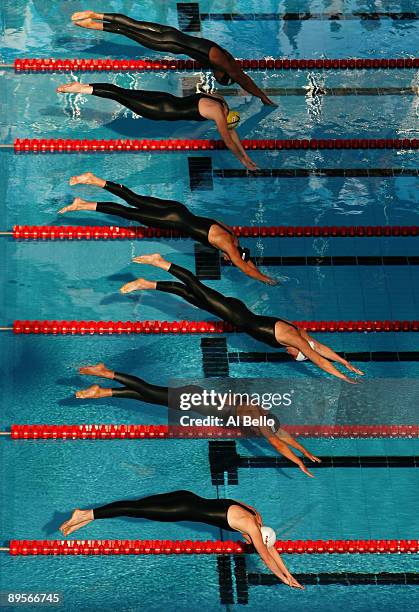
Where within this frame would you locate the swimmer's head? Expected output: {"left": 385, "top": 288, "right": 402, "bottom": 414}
{"left": 238, "top": 246, "right": 251, "bottom": 262}
{"left": 214, "top": 70, "right": 234, "bottom": 86}
{"left": 260, "top": 525, "right": 277, "bottom": 548}
{"left": 226, "top": 110, "right": 241, "bottom": 130}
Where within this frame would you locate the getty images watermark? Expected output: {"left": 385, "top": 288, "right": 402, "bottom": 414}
{"left": 167, "top": 379, "right": 297, "bottom": 433}
{"left": 167, "top": 377, "right": 419, "bottom": 434}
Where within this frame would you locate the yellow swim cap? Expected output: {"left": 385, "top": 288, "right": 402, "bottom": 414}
{"left": 227, "top": 110, "right": 240, "bottom": 130}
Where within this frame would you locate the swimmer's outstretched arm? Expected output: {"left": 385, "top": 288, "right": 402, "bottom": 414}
{"left": 211, "top": 112, "right": 258, "bottom": 171}
{"left": 225, "top": 246, "right": 277, "bottom": 284}
{"left": 276, "top": 428, "right": 320, "bottom": 463}
{"left": 218, "top": 55, "right": 276, "bottom": 106}
{"left": 259, "top": 427, "right": 317, "bottom": 477}
{"left": 287, "top": 335, "right": 360, "bottom": 383}
{"left": 303, "top": 335, "right": 365, "bottom": 376}
{"left": 246, "top": 523, "right": 304, "bottom": 589}
{"left": 267, "top": 546, "right": 304, "bottom": 589}
{"left": 239, "top": 405, "right": 318, "bottom": 476}
{"left": 229, "top": 128, "right": 259, "bottom": 171}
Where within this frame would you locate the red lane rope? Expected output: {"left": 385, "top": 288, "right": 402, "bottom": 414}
{"left": 8, "top": 538, "right": 418, "bottom": 556}
{"left": 10, "top": 320, "right": 419, "bottom": 335}
{"left": 10, "top": 424, "right": 418, "bottom": 440}
{"left": 13, "top": 138, "right": 418, "bottom": 153}
{"left": 11, "top": 225, "right": 419, "bottom": 240}
{"left": 13, "top": 58, "right": 419, "bottom": 72}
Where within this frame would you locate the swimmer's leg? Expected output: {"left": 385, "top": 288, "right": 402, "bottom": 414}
{"left": 133, "top": 254, "right": 238, "bottom": 319}
{"left": 119, "top": 275, "right": 199, "bottom": 309}
{"left": 112, "top": 372, "right": 168, "bottom": 405}
{"left": 57, "top": 83, "right": 149, "bottom": 119}
{"left": 69, "top": 173, "right": 165, "bottom": 211}
{"left": 103, "top": 181, "right": 174, "bottom": 210}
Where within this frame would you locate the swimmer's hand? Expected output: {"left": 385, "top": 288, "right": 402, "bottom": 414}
{"left": 298, "top": 461, "right": 315, "bottom": 478}
{"left": 265, "top": 277, "right": 279, "bottom": 286}
{"left": 285, "top": 574, "right": 305, "bottom": 590}
{"left": 342, "top": 375, "right": 360, "bottom": 385}
{"left": 343, "top": 361, "right": 365, "bottom": 376}
{"left": 304, "top": 451, "right": 321, "bottom": 464}
{"left": 261, "top": 95, "right": 277, "bottom": 106}
{"left": 242, "top": 157, "right": 259, "bottom": 172}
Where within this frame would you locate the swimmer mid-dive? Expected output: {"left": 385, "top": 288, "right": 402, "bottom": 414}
{"left": 59, "top": 172, "right": 275, "bottom": 284}
{"left": 119, "top": 255, "right": 364, "bottom": 383}
{"left": 59, "top": 489, "right": 303, "bottom": 589}
{"left": 75, "top": 363, "right": 321, "bottom": 477}
{"left": 56, "top": 83, "right": 257, "bottom": 170}
{"left": 71, "top": 11, "right": 275, "bottom": 106}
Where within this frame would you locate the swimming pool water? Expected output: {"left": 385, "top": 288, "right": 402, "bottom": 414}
{"left": 1, "top": 1, "right": 418, "bottom": 611}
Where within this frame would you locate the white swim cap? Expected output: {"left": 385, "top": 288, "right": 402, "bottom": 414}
{"left": 295, "top": 340, "right": 315, "bottom": 361}
{"left": 260, "top": 525, "right": 277, "bottom": 548}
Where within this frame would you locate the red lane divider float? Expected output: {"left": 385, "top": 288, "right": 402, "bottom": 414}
{"left": 9, "top": 424, "right": 419, "bottom": 440}
{"left": 8, "top": 538, "right": 418, "bottom": 556}
{"left": 13, "top": 138, "right": 419, "bottom": 153}
{"left": 9, "top": 319, "right": 419, "bottom": 335}
{"left": 13, "top": 58, "right": 419, "bottom": 72}
{"left": 11, "top": 225, "right": 419, "bottom": 240}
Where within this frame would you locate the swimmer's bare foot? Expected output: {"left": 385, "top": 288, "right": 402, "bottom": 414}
{"left": 58, "top": 197, "right": 96, "bottom": 215}
{"left": 56, "top": 82, "right": 93, "bottom": 95}
{"left": 69, "top": 172, "right": 105, "bottom": 188}
{"left": 120, "top": 278, "right": 157, "bottom": 294}
{"left": 79, "top": 362, "right": 114, "bottom": 378}
{"left": 71, "top": 11, "right": 104, "bottom": 21}
{"left": 73, "top": 17, "right": 104, "bottom": 30}
{"left": 73, "top": 18, "right": 104, "bottom": 30}
{"left": 76, "top": 385, "right": 113, "bottom": 399}
{"left": 60, "top": 508, "right": 93, "bottom": 537}
{"left": 132, "top": 253, "right": 170, "bottom": 270}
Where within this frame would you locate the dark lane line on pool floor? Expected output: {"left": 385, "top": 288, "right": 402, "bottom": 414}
{"left": 221, "top": 256, "right": 419, "bottom": 266}
{"left": 249, "top": 572, "right": 419, "bottom": 586}
{"left": 217, "top": 87, "right": 419, "bottom": 96}
{"left": 228, "top": 351, "right": 419, "bottom": 364}
{"left": 214, "top": 168, "right": 419, "bottom": 178}
{"left": 208, "top": 441, "right": 418, "bottom": 487}
{"left": 200, "top": 13, "right": 419, "bottom": 22}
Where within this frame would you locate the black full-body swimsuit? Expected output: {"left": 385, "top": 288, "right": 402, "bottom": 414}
{"left": 90, "top": 84, "right": 227, "bottom": 121}
{"left": 97, "top": 181, "right": 218, "bottom": 249}
{"left": 93, "top": 490, "right": 255, "bottom": 531}
{"left": 101, "top": 13, "right": 235, "bottom": 85}
{"left": 156, "top": 263, "right": 298, "bottom": 348}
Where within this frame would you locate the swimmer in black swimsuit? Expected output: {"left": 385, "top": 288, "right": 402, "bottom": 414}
{"left": 56, "top": 83, "right": 258, "bottom": 170}
{"left": 120, "top": 254, "right": 365, "bottom": 383}
{"left": 59, "top": 489, "right": 303, "bottom": 589}
{"left": 59, "top": 171, "right": 275, "bottom": 284}
{"left": 70, "top": 11, "right": 275, "bottom": 106}
{"left": 74, "top": 362, "right": 320, "bottom": 477}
